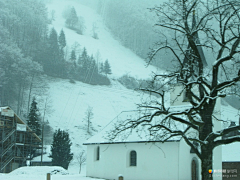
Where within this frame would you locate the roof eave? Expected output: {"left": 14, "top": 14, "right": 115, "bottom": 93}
{"left": 83, "top": 139, "right": 181, "bottom": 145}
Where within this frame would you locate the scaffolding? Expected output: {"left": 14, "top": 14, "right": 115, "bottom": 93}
{"left": 0, "top": 107, "right": 42, "bottom": 173}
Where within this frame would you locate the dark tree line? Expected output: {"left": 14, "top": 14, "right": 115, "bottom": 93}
{"left": 0, "top": 0, "right": 47, "bottom": 115}
{"left": 68, "top": 47, "right": 111, "bottom": 85}
{"left": 0, "top": 0, "right": 111, "bottom": 114}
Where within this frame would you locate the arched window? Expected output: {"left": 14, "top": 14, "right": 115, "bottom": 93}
{"left": 96, "top": 146, "right": 100, "bottom": 161}
{"left": 191, "top": 159, "right": 198, "bottom": 180}
{"left": 130, "top": 150, "right": 137, "bottom": 166}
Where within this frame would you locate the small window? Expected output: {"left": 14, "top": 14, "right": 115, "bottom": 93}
{"left": 130, "top": 150, "right": 137, "bottom": 166}
{"left": 96, "top": 146, "right": 100, "bottom": 161}
{"left": 191, "top": 159, "right": 198, "bottom": 180}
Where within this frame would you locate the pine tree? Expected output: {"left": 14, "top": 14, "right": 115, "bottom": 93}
{"left": 27, "top": 97, "right": 41, "bottom": 136}
{"left": 78, "top": 47, "right": 88, "bottom": 65}
{"left": 104, "top": 59, "right": 112, "bottom": 75}
{"left": 43, "top": 28, "right": 60, "bottom": 75}
{"left": 99, "top": 62, "right": 104, "bottom": 73}
{"left": 65, "top": 7, "right": 78, "bottom": 29}
{"left": 58, "top": 29, "right": 67, "bottom": 77}
{"left": 45, "top": 28, "right": 66, "bottom": 77}
{"left": 49, "top": 129, "right": 73, "bottom": 170}
{"left": 78, "top": 47, "right": 89, "bottom": 76}
{"left": 58, "top": 29, "right": 66, "bottom": 50}
{"left": 70, "top": 50, "right": 76, "bottom": 62}
{"left": 69, "top": 50, "right": 77, "bottom": 75}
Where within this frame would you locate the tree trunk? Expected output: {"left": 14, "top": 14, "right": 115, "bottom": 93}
{"left": 201, "top": 145, "right": 213, "bottom": 180}
{"left": 199, "top": 108, "right": 214, "bottom": 180}
{"left": 79, "top": 164, "right": 81, "bottom": 174}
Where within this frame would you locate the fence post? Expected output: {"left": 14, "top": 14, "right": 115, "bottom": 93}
{"left": 47, "top": 173, "right": 51, "bottom": 180}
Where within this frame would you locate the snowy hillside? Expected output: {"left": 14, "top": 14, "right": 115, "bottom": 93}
{"left": 30, "top": 0, "right": 162, "bottom": 173}
{"left": 47, "top": 0, "right": 161, "bottom": 79}
{"left": 42, "top": 0, "right": 159, "bottom": 147}
{"left": 37, "top": 76, "right": 146, "bottom": 172}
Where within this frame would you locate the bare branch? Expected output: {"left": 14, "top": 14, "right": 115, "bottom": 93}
{"left": 213, "top": 136, "right": 240, "bottom": 149}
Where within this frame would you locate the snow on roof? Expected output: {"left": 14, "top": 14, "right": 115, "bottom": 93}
{"left": 222, "top": 142, "right": 240, "bottom": 162}
{"left": 84, "top": 98, "right": 239, "bottom": 145}
{"left": 84, "top": 110, "right": 182, "bottom": 145}
{"left": 0, "top": 106, "right": 9, "bottom": 112}
{"left": 0, "top": 106, "right": 42, "bottom": 142}
{"left": 221, "top": 101, "right": 239, "bottom": 126}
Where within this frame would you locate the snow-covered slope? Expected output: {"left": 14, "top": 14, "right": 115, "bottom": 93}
{"left": 47, "top": 0, "right": 160, "bottom": 79}
{"left": 32, "top": 0, "right": 161, "bottom": 174}
{"left": 38, "top": 77, "right": 145, "bottom": 172}
{"left": 43, "top": 77, "right": 143, "bottom": 131}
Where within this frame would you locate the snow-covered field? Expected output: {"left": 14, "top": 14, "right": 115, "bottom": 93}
{"left": 0, "top": 166, "right": 104, "bottom": 180}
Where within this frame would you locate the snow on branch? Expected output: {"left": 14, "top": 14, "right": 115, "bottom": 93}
{"left": 213, "top": 136, "right": 240, "bottom": 148}
{"left": 216, "top": 76, "right": 240, "bottom": 92}
{"left": 205, "top": 125, "right": 240, "bottom": 143}
{"left": 149, "top": 45, "right": 183, "bottom": 67}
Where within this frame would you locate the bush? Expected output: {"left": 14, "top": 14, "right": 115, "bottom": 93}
{"left": 118, "top": 74, "right": 139, "bottom": 90}
{"left": 69, "top": 79, "right": 76, "bottom": 84}
{"left": 118, "top": 74, "right": 152, "bottom": 90}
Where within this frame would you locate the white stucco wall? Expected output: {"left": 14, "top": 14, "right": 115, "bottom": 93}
{"left": 212, "top": 99, "right": 222, "bottom": 180}
{"left": 86, "top": 141, "right": 199, "bottom": 180}
{"left": 178, "top": 139, "right": 201, "bottom": 180}
{"left": 170, "top": 85, "right": 190, "bottom": 106}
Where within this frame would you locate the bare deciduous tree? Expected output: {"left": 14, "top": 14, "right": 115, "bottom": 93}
{"left": 76, "top": 150, "right": 86, "bottom": 174}
{"left": 110, "top": 1, "right": 240, "bottom": 179}
{"left": 84, "top": 106, "right": 96, "bottom": 135}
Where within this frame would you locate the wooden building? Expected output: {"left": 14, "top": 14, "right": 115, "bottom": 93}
{"left": 0, "top": 106, "right": 42, "bottom": 173}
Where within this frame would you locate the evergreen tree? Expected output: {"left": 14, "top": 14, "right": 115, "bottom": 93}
{"left": 99, "top": 62, "right": 104, "bottom": 74}
{"left": 27, "top": 97, "right": 41, "bottom": 136}
{"left": 104, "top": 59, "right": 112, "bottom": 75}
{"left": 69, "top": 50, "right": 77, "bottom": 76}
{"left": 65, "top": 7, "right": 78, "bottom": 29}
{"left": 78, "top": 47, "right": 89, "bottom": 76}
{"left": 43, "top": 28, "right": 59, "bottom": 75}
{"left": 58, "top": 29, "right": 67, "bottom": 77}
{"left": 44, "top": 28, "right": 66, "bottom": 77}
{"left": 58, "top": 29, "right": 66, "bottom": 50}
{"left": 77, "top": 47, "right": 88, "bottom": 65}
{"left": 49, "top": 129, "right": 73, "bottom": 170}
{"left": 70, "top": 50, "right": 76, "bottom": 62}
